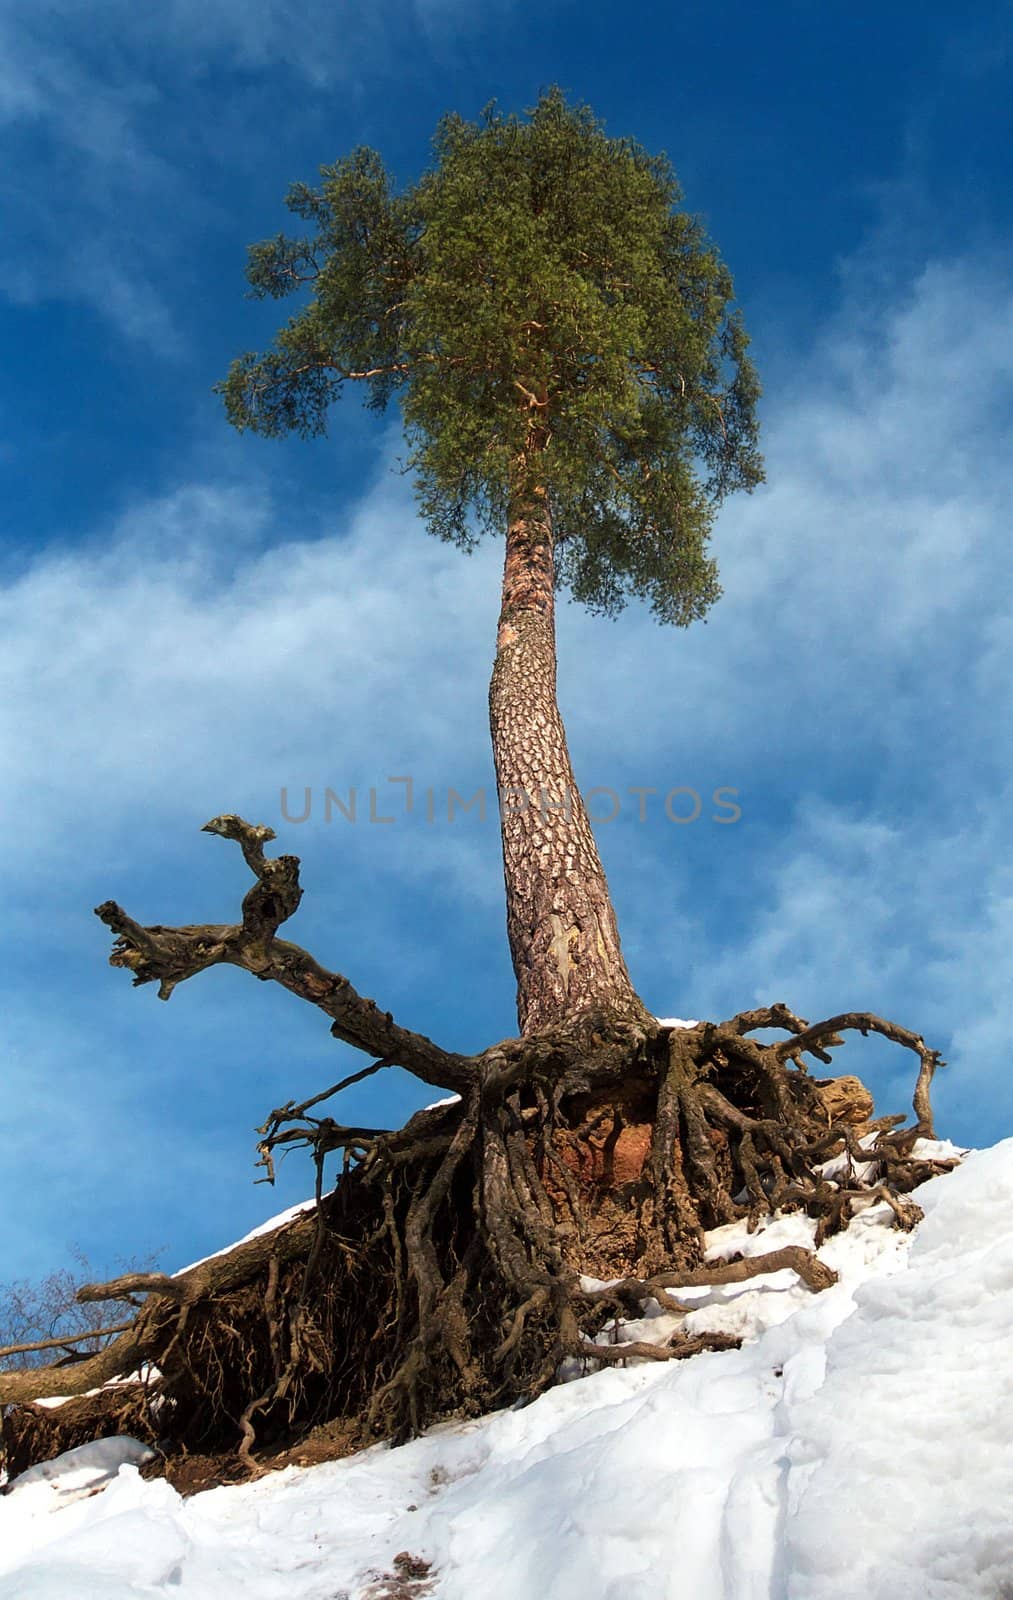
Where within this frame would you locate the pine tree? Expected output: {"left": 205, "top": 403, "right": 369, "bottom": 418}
{"left": 218, "top": 89, "right": 763, "bottom": 1033}
{"left": 1, "top": 94, "right": 948, "bottom": 1478}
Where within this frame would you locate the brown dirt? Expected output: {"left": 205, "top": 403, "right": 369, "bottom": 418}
{"left": 142, "top": 1450, "right": 250, "bottom": 1496}
{"left": 2, "top": 1385, "right": 159, "bottom": 1483}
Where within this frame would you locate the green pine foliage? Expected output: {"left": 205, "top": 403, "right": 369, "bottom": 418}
{"left": 218, "top": 89, "right": 763, "bottom": 624}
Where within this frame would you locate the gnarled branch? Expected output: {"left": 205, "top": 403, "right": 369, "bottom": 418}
{"left": 771, "top": 1012, "right": 944, "bottom": 1138}
{"left": 95, "top": 815, "right": 473, "bottom": 1094}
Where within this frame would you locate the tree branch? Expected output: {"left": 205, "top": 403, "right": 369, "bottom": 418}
{"left": 581, "top": 1245, "right": 838, "bottom": 1303}
{"left": 0, "top": 1326, "right": 149, "bottom": 1406}
{"left": 0, "top": 1323, "right": 134, "bottom": 1361}
{"left": 772, "top": 1013, "right": 943, "bottom": 1137}
{"left": 76, "top": 1274, "right": 187, "bottom": 1306}
{"left": 723, "top": 1002, "right": 844, "bottom": 1066}
{"left": 95, "top": 816, "right": 473, "bottom": 1094}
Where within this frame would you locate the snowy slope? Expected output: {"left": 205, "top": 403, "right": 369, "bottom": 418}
{"left": 2, "top": 1139, "right": 1011, "bottom": 1600}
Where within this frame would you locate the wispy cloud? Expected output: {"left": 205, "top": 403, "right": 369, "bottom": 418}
{"left": 558, "top": 256, "right": 1011, "bottom": 776}
{"left": 0, "top": 8, "right": 192, "bottom": 348}
{"left": 0, "top": 471, "right": 502, "bottom": 853}
{"left": 0, "top": 0, "right": 525, "bottom": 345}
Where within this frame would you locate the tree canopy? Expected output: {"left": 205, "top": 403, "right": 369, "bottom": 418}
{"left": 218, "top": 88, "right": 763, "bottom": 624}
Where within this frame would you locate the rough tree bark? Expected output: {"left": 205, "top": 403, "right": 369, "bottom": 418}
{"left": 491, "top": 432, "right": 646, "bottom": 1034}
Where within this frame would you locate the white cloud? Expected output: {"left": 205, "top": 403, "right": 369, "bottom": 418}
{"left": 668, "top": 797, "right": 1013, "bottom": 1127}
{"left": 0, "top": 0, "right": 467, "bottom": 119}
{"left": 556, "top": 255, "right": 1012, "bottom": 777}
{"left": 0, "top": 470, "right": 501, "bottom": 850}
{"left": 0, "top": 0, "right": 521, "bottom": 341}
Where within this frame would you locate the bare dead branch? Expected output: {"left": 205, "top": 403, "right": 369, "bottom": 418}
{"left": 255, "top": 1117, "right": 389, "bottom": 1185}
{"left": 0, "top": 1326, "right": 149, "bottom": 1406}
{"left": 582, "top": 1245, "right": 838, "bottom": 1304}
{"left": 572, "top": 1329, "right": 741, "bottom": 1366}
{"left": 95, "top": 816, "right": 473, "bottom": 1094}
{"left": 257, "top": 1056, "right": 396, "bottom": 1135}
{"left": 0, "top": 1323, "right": 134, "bottom": 1360}
{"left": 724, "top": 1003, "right": 843, "bottom": 1059}
{"left": 772, "top": 1012, "right": 943, "bottom": 1137}
{"left": 76, "top": 1273, "right": 188, "bottom": 1305}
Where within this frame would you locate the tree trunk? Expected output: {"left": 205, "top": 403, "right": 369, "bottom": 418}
{"left": 489, "top": 444, "right": 647, "bottom": 1034}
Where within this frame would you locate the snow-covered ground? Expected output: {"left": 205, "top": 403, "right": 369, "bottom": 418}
{"left": 3, "top": 1137, "right": 1012, "bottom": 1600}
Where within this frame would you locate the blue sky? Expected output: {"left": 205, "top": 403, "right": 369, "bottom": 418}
{"left": 2, "top": 0, "right": 1011, "bottom": 1285}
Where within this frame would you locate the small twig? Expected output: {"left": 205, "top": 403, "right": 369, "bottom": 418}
{"left": 0, "top": 1322, "right": 135, "bottom": 1360}
{"left": 257, "top": 1055, "right": 395, "bottom": 1134}
{"left": 513, "top": 378, "right": 549, "bottom": 409}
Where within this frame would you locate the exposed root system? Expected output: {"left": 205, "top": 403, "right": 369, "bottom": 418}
{"left": 0, "top": 819, "right": 956, "bottom": 1483}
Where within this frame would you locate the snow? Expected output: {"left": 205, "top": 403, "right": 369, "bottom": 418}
{"left": 174, "top": 1194, "right": 322, "bottom": 1275}
{"left": 2, "top": 1139, "right": 1011, "bottom": 1599}
{"left": 32, "top": 1371, "right": 160, "bottom": 1413}
{"left": 3, "top": 1438, "right": 155, "bottom": 1506}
